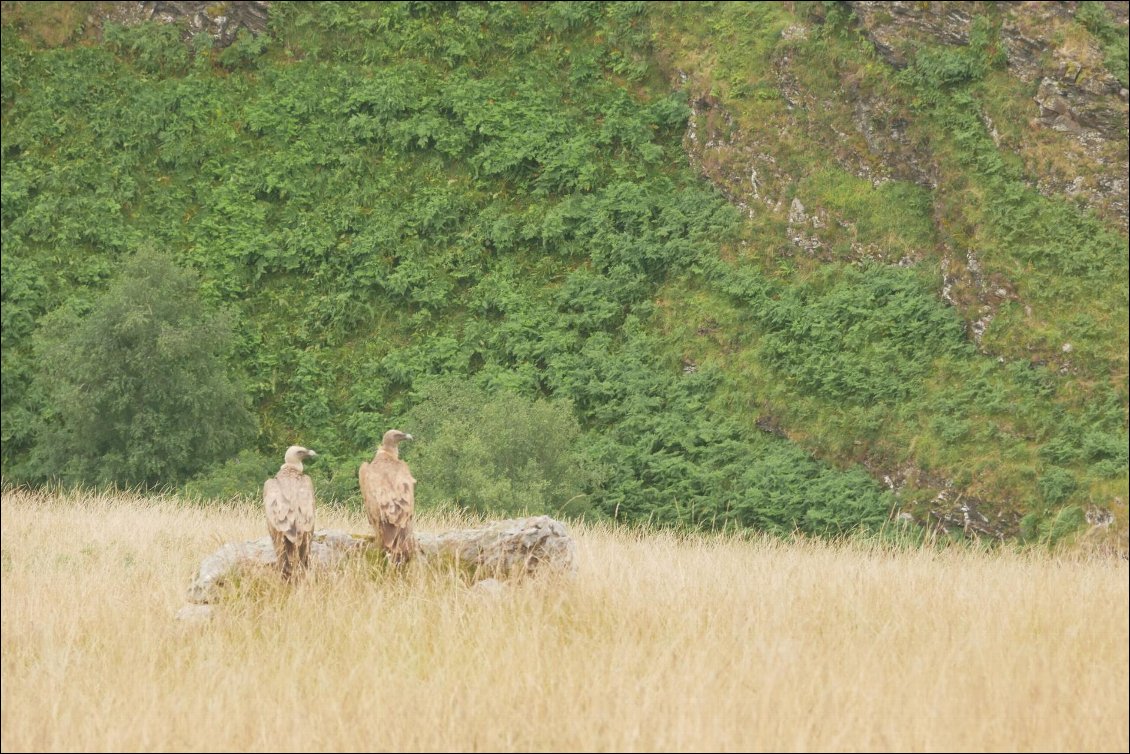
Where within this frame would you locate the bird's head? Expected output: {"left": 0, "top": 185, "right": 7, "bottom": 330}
{"left": 377, "top": 430, "right": 414, "bottom": 460}
{"left": 284, "top": 445, "right": 318, "bottom": 467}
{"left": 382, "top": 429, "right": 414, "bottom": 446}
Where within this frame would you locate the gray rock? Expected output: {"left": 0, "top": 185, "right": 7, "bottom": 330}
{"left": 183, "top": 516, "right": 575, "bottom": 606}
{"left": 419, "top": 515, "right": 577, "bottom": 578}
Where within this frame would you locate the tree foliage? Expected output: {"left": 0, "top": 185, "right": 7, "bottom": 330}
{"left": 399, "top": 376, "right": 605, "bottom": 518}
{"left": 26, "top": 249, "right": 256, "bottom": 488}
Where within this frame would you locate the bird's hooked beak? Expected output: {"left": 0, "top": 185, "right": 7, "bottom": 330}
{"left": 306, "top": 449, "right": 319, "bottom": 461}
{"left": 403, "top": 434, "right": 414, "bottom": 442}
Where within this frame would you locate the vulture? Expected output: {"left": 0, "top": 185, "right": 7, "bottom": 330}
{"left": 359, "top": 429, "right": 417, "bottom": 566}
{"left": 264, "top": 445, "right": 318, "bottom": 580}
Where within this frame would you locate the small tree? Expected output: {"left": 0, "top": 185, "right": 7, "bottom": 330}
{"left": 29, "top": 248, "right": 256, "bottom": 488}
{"left": 400, "top": 376, "right": 605, "bottom": 519}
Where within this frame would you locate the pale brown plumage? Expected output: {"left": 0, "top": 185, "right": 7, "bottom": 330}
{"left": 359, "top": 429, "right": 417, "bottom": 566}
{"left": 264, "top": 445, "right": 317, "bottom": 580}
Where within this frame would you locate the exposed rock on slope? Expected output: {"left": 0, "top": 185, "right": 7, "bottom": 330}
{"left": 96, "top": 0, "right": 270, "bottom": 47}
{"left": 849, "top": 0, "right": 1129, "bottom": 227}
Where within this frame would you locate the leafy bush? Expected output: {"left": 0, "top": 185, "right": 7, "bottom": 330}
{"left": 27, "top": 248, "right": 257, "bottom": 488}
{"left": 1020, "top": 505, "right": 1087, "bottom": 548}
{"left": 896, "top": 16, "right": 1006, "bottom": 99}
{"left": 1038, "top": 467, "right": 1078, "bottom": 506}
{"left": 103, "top": 21, "right": 191, "bottom": 75}
{"left": 399, "top": 376, "right": 606, "bottom": 518}
{"left": 756, "top": 265, "right": 968, "bottom": 404}
{"left": 218, "top": 29, "right": 268, "bottom": 71}
{"left": 183, "top": 449, "right": 276, "bottom": 502}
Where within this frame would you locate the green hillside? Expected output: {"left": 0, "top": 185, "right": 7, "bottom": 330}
{"left": 1, "top": 1, "right": 1126, "bottom": 547}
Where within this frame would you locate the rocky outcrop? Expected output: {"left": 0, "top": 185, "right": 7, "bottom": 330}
{"left": 421, "top": 515, "right": 576, "bottom": 577}
{"left": 179, "top": 515, "right": 576, "bottom": 615}
{"left": 679, "top": 15, "right": 940, "bottom": 266}
{"left": 99, "top": 1, "right": 271, "bottom": 47}
{"left": 682, "top": 83, "right": 790, "bottom": 222}
{"left": 846, "top": 1, "right": 977, "bottom": 69}
{"left": 848, "top": 0, "right": 1129, "bottom": 228}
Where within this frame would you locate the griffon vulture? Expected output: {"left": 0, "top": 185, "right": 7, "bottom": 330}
{"left": 264, "top": 445, "right": 318, "bottom": 580}
{"left": 359, "top": 429, "right": 417, "bottom": 565}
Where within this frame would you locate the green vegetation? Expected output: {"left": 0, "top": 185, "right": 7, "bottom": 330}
{"left": 25, "top": 248, "right": 256, "bottom": 487}
{"left": 649, "top": 0, "right": 1128, "bottom": 544}
{"left": 1, "top": 2, "right": 1125, "bottom": 545}
{"left": 399, "top": 376, "right": 603, "bottom": 519}
{"left": 1077, "top": 0, "right": 1129, "bottom": 87}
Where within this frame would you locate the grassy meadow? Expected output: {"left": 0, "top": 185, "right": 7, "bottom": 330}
{"left": 1, "top": 486, "right": 1127, "bottom": 753}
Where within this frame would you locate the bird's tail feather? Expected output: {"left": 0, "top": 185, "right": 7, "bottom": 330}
{"left": 279, "top": 541, "right": 308, "bottom": 581}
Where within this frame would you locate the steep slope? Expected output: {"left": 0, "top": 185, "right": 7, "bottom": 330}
{"left": 1, "top": 1, "right": 1125, "bottom": 550}
{"left": 647, "top": 1, "right": 1128, "bottom": 544}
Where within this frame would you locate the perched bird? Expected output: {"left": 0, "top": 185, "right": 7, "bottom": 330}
{"left": 359, "top": 429, "right": 417, "bottom": 566}
{"left": 264, "top": 445, "right": 318, "bottom": 580}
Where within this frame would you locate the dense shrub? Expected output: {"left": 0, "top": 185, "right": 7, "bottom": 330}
{"left": 399, "top": 376, "right": 606, "bottom": 518}
{"left": 26, "top": 249, "right": 256, "bottom": 488}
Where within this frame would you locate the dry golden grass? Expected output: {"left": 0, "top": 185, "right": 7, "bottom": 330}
{"left": 2, "top": 486, "right": 1127, "bottom": 753}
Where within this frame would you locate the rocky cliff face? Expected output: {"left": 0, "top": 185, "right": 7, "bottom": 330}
{"left": 681, "top": 2, "right": 1127, "bottom": 240}
{"left": 97, "top": 0, "right": 270, "bottom": 47}
{"left": 676, "top": 1, "right": 1127, "bottom": 370}
{"left": 849, "top": 0, "right": 1128, "bottom": 227}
